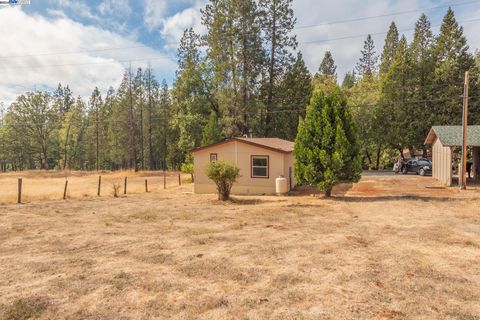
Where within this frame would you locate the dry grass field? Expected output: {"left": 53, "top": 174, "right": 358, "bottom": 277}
{"left": 0, "top": 171, "right": 189, "bottom": 204}
{"left": 0, "top": 174, "right": 479, "bottom": 319}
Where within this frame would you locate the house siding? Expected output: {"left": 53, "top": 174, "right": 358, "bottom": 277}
{"left": 193, "top": 140, "right": 294, "bottom": 195}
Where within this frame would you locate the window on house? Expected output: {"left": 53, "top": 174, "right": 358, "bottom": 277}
{"left": 251, "top": 155, "right": 269, "bottom": 178}
{"left": 210, "top": 153, "right": 217, "bottom": 162}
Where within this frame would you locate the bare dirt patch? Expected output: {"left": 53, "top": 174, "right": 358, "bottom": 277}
{"left": 0, "top": 175, "right": 479, "bottom": 319}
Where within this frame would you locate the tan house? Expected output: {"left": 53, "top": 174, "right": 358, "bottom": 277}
{"left": 192, "top": 137, "right": 295, "bottom": 195}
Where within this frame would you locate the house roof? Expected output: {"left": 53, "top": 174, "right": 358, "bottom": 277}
{"left": 192, "top": 137, "right": 294, "bottom": 154}
{"left": 424, "top": 125, "right": 480, "bottom": 146}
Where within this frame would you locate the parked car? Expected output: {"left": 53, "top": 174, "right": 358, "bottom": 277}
{"left": 402, "top": 159, "right": 432, "bottom": 176}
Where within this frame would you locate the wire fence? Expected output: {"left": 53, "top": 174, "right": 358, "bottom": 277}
{"left": 0, "top": 171, "right": 190, "bottom": 205}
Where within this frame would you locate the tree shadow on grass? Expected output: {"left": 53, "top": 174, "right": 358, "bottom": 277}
{"left": 327, "top": 195, "right": 464, "bottom": 203}
{"left": 228, "top": 198, "right": 288, "bottom": 205}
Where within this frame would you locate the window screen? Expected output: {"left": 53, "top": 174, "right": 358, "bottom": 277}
{"left": 251, "top": 156, "right": 268, "bottom": 178}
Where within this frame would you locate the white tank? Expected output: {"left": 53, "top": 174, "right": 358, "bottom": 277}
{"left": 275, "top": 176, "right": 288, "bottom": 195}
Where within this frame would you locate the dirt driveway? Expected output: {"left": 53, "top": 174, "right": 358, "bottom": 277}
{"left": 335, "top": 173, "right": 458, "bottom": 198}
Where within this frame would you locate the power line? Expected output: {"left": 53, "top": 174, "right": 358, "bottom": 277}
{"left": 0, "top": 1, "right": 477, "bottom": 62}
{"left": 294, "top": 0, "right": 479, "bottom": 30}
{"left": 0, "top": 56, "right": 174, "bottom": 71}
{"left": 0, "top": 45, "right": 149, "bottom": 60}
{"left": 298, "top": 17, "right": 480, "bottom": 45}
{"left": 0, "top": 14, "right": 479, "bottom": 71}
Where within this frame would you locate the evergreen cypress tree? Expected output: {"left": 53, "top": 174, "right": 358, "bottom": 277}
{"left": 294, "top": 86, "right": 361, "bottom": 197}
{"left": 380, "top": 22, "right": 399, "bottom": 75}
{"left": 356, "top": 34, "right": 378, "bottom": 80}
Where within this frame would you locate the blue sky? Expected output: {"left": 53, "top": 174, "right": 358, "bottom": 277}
{"left": 1, "top": 0, "right": 480, "bottom": 105}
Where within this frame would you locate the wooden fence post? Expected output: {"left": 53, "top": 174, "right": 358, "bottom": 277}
{"left": 97, "top": 176, "right": 101, "bottom": 196}
{"left": 178, "top": 173, "right": 181, "bottom": 186}
{"left": 145, "top": 179, "right": 148, "bottom": 193}
{"left": 63, "top": 179, "right": 68, "bottom": 200}
{"left": 164, "top": 172, "right": 166, "bottom": 189}
{"left": 124, "top": 176, "right": 127, "bottom": 194}
{"left": 17, "top": 178, "right": 22, "bottom": 204}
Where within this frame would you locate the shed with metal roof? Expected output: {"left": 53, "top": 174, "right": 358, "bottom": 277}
{"left": 424, "top": 126, "right": 480, "bottom": 186}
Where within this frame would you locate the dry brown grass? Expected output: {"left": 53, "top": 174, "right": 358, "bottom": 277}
{"left": 0, "top": 170, "right": 188, "bottom": 204}
{"left": 0, "top": 175, "right": 480, "bottom": 319}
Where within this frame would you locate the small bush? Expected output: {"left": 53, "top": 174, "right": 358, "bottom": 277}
{"left": 205, "top": 161, "right": 240, "bottom": 201}
{"left": 112, "top": 183, "right": 121, "bottom": 198}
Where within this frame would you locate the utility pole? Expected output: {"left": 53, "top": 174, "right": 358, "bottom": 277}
{"left": 460, "top": 71, "right": 469, "bottom": 190}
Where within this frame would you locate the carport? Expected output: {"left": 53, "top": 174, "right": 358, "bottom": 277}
{"left": 424, "top": 126, "right": 480, "bottom": 187}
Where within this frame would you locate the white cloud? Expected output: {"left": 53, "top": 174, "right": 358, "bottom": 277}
{"left": 57, "top": 0, "right": 98, "bottom": 21}
{"left": 143, "top": 0, "right": 168, "bottom": 31}
{"left": 0, "top": 6, "right": 176, "bottom": 104}
{"left": 161, "top": 1, "right": 206, "bottom": 49}
{"left": 142, "top": 0, "right": 206, "bottom": 49}
{"left": 98, "top": 0, "right": 132, "bottom": 16}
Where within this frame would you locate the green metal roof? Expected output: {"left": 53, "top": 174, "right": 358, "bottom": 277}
{"left": 424, "top": 125, "right": 480, "bottom": 146}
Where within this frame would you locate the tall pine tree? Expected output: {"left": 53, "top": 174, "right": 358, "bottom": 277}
{"left": 410, "top": 14, "right": 435, "bottom": 151}
{"left": 379, "top": 22, "right": 399, "bottom": 76}
{"left": 317, "top": 51, "right": 337, "bottom": 79}
{"left": 356, "top": 34, "right": 378, "bottom": 80}
{"left": 202, "top": 0, "right": 264, "bottom": 135}
{"left": 275, "top": 51, "right": 312, "bottom": 140}
{"left": 259, "top": 0, "right": 297, "bottom": 136}
{"left": 172, "top": 29, "right": 210, "bottom": 166}
{"left": 202, "top": 111, "right": 224, "bottom": 146}
{"left": 432, "top": 8, "right": 474, "bottom": 125}
{"left": 380, "top": 36, "right": 415, "bottom": 153}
